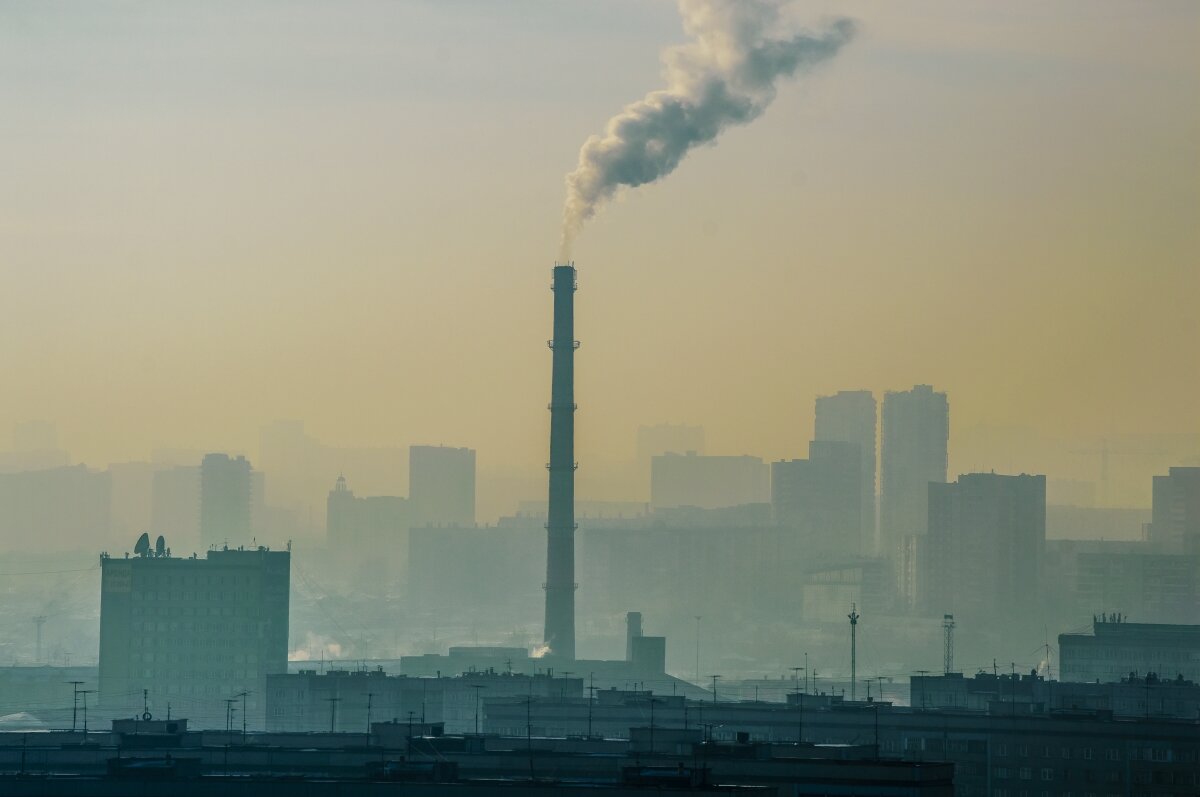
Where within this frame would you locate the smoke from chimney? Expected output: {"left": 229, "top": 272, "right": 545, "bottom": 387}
{"left": 559, "top": 0, "right": 856, "bottom": 259}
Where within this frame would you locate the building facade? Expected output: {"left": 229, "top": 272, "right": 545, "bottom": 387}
{"left": 650, "top": 452, "right": 769, "bottom": 511}
{"left": 814, "top": 390, "right": 877, "bottom": 555}
{"left": 98, "top": 545, "right": 290, "bottom": 729}
{"left": 880, "top": 385, "right": 949, "bottom": 596}
{"left": 1059, "top": 618, "right": 1200, "bottom": 683}
{"left": 409, "top": 445, "right": 476, "bottom": 527}
{"left": 199, "top": 453, "right": 253, "bottom": 549}
{"left": 922, "top": 473, "right": 1046, "bottom": 621}
{"left": 772, "top": 440, "right": 863, "bottom": 561}
{"left": 1150, "top": 466, "right": 1200, "bottom": 554}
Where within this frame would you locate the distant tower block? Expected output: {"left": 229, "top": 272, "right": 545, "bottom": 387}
{"left": 943, "top": 614, "right": 955, "bottom": 675}
{"left": 543, "top": 264, "right": 579, "bottom": 660}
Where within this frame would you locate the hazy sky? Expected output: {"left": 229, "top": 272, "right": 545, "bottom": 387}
{"left": 3, "top": 1, "right": 1197, "bottom": 491}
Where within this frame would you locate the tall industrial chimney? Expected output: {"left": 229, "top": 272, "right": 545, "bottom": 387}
{"left": 543, "top": 264, "right": 578, "bottom": 659}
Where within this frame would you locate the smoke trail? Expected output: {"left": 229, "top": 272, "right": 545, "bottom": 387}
{"left": 560, "top": 0, "right": 855, "bottom": 258}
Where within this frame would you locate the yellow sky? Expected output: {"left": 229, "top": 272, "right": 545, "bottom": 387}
{"left": 1, "top": 1, "right": 1197, "bottom": 510}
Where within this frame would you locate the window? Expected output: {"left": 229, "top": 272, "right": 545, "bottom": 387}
{"left": 1020, "top": 768, "right": 1032, "bottom": 781}
{"left": 1041, "top": 769, "right": 1054, "bottom": 781}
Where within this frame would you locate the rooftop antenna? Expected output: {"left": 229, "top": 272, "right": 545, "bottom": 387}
{"left": 942, "top": 614, "right": 955, "bottom": 675}
{"left": 848, "top": 603, "right": 860, "bottom": 701}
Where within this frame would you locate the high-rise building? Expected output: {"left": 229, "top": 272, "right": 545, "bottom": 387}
{"left": 326, "top": 475, "right": 412, "bottom": 583}
{"left": 98, "top": 543, "right": 290, "bottom": 728}
{"left": 771, "top": 440, "right": 862, "bottom": 561}
{"left": 151, "top": 465, "right": 200, "bottom": 551}
{"left": 0, "top": 464, "right": 111, "bottom": 552}
{"left": 199, "top": 453, "right": 253, "bottom": 548}
{"left": 880, "top": 385, "right": 949, "bottom": 577}
{"left": 922, "top": 472, "right": 1045, "bottom": 621}
{"left": 814, "top": 390, "right": 877, "bottom": 554}
{"left": 1149, "top": 466, "right": 1200, "bottom": 554}
{"left": 650, "top": 452, "right": 769, "bottom": 511}
{"left": 409, "top": 445, "right": 476, "bottom": 527}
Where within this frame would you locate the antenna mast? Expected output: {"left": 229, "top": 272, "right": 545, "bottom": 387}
{"left": 848, "top": 603, "right": 860, "bottom": 701}
{"left": 942, "top": 614, "right": 955, "bottom": 674}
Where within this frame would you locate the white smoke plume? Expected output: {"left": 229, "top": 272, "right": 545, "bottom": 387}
{"left": 560, "top": 0, "right": 855, "bottom": 258}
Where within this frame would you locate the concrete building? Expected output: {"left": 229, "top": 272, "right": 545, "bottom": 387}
{"left": 199, "top": 454, "right": 253, "bottom": 549}
{"left": 326, "top": 475, "right": 411, "bottom": 584}
{"left": 1059, "top": 617, "right": 1200, "bottom": 683}
{"left": 650, "top": 452, "right": 769, "bottom": 511}
{"left": 0, "top": 464, "right": 111, "bottom": 553}
{"left": 151, "top": 465, "right": 200, "bottom": 551}
{"left": 922, "top": 473, "right": 1045, "bottom": 622}
{"left": 409, "top": 445, "right": 475, "bottom": 527}
{"left": 266, "top": 669, "right": 582, "bottom": 733}
{"left": 814, "top": 390, "right": 877, "bottom": 554}
{"left": 98, "top": 543, "right": 290, "bottom": 728}
{"left": 910, "top": 670, "right": 1200, "bottom": 719}
{"left": 772, "top": 440, "right": 863, "bottom": 561}
{"left": 1150, "top": 466, "right": 1200, "bottom": 553}
{"left": 880, "top": 385, "right": 948, "bottom": 596}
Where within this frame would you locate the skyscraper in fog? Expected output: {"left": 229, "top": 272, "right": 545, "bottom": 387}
{"left": 772, "top": 440, "right": 862, "bottom": 560}
{"left": 814, "top": 390, "right": 877, "bottom": 554}
{"left": 200, "top": 453, "right": 252, "bottom": 548}
{"left": 922, "top": 472, "right": 1045, "bottom": 621}
{"left": 651, "top": 452, "right": 769, "bottom": 510}
{"left": 881, "top": 385, "right": 948, "bottom": 599}
{"left": 409, "top": 445, "right": 476, "bottom": 526}
{"left": 1150, "top": 466, "right": 1200, "bottom": 554}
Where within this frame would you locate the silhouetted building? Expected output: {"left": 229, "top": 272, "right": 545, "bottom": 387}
{"left": 267, "top": 670, "right": 582, "bottom": 733}
{"left": 772, "top": 441, "right": 863, "bottom": 561}
{"left": 922, "top": 473, "right": 1045, "bottom": 621}
{"left": 814, "top": 390, "right": 877, "bottom": 553}
{"left": 1149, "top": 466, "right": 1200, "bottom": 554}
{"left": 0, "top": 465, "right": 111, "bottom": 552}
{"left": 151, "top": 465, "right": 200, "bottom": 550}
{"left": 199, "top": 454, "right": 253, "bottom": 548}
{"left": 409, "top": 445, "right": 475, "bottom": 527}
{"left": 880, "top": 385, "right": 948, "bottom": 600}
{"left": 1059, "top": 617, "right": 1200, "bottom": 683}
{"left": 910, "top": 670, "right": 1200, "bottom": 718}
{"left": 651, "top": 452, "right": 769, "bottom": 510}
{"left": 326, "top": 475, "right": 411, "bottom": 585}
{"left": 98, "top": 544, "right": 290, "bottom": 728}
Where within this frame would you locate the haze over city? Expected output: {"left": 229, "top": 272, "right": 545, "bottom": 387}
{"left": 0, "top": 2, "right": 1198, "bottom": 794}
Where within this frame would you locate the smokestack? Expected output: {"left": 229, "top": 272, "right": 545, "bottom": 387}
{"left": 626, "top": 611, "right": 643, "bottom": 662}
{"left": 543, "top": 264, "right": 578, "bottom": 659}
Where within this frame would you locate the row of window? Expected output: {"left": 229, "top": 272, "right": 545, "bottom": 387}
{"left": 996, "top": 744, "right": 1171, "bottom": 762}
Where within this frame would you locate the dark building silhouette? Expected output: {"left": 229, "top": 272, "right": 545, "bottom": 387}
{"left": 543, "top": 264, "right": 577, "bottom": 660}
{"left": 772, "top": 440, "right": 863, "bottom": 560}
{"left": 650, "top": 452, "right": 769, "bottom": 510}
{"left": 1149, "top": 466, "right": 1200, "bottom": 554}
{"left": 1060, "top": 617, "right": 1200, "bottom": 683}
{"left": 408, "top": 445, "right": 475, "bottom": 527}
{"left": 199, "top": 453, "right": 252, "bottom": 548}
{"left": 922, "top": 472, "right": 1045, "bottom": 622}
{"left": 98, "top": 544, "right": 290, "bottom": 728}
{"left": 814, "top": 390, "right": 877, "bottom": 554}
{"left": 326, "top": 475, "right": 411, "bottom": 585}
{"left": 880, "top": 385, "right": 948, "bottom": 602}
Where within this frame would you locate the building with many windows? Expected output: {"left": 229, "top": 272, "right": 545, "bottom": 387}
{"left": 1059, "top": 617, "right": 1200, "bottom": 683}
{"left": 98, "top": 542, "right": 290, "bottom": 729}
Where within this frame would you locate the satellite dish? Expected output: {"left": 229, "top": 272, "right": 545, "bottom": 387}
{"left": 155, "top": 536, "right": 166, "bottom": 557}
{"left": 134, "top": 533, "right": 151, "bottom": 557}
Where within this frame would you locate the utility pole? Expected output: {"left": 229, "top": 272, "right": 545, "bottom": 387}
{"left": 848, "top": 603, "right": 860, "bottom": 702}
{"left": 80, "top": 690, "right": 95, "bottom": 733}
{"left": 648, "top": 697, "right": 659, "bottom": 755}
{"left": 790, "top": 666, "right": 805, "bottom": 744}
{"left": 366, "top": 693, "right": 374, "bottom": 736}
{"left": 586, "top": 673, "right": 595, "bottom": 738}
{"left": 709, "top": 675, "right": 720, "bottom": 704}
{"left": 33, "top": 616, "right": 47, "bottom": 665}
{"left": 325, "top": 697, "right": 340, "bottom": 733}
{"left": 238, "top": 691, "right": 249, "bottom": 742}
{"left": 942, "top": 614, "right": 955, "bottom": 675}
{"left": 694, "top": 616, "right": 701, "bottom": 685}
{"left": 68, "top": 681, "right": 84, "bottom": 732}
{"left": 224, "top": 698, "right": 237, "bottom": 734}
{"left": 472, "top": 685, "right": 485, "bottom": 735}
